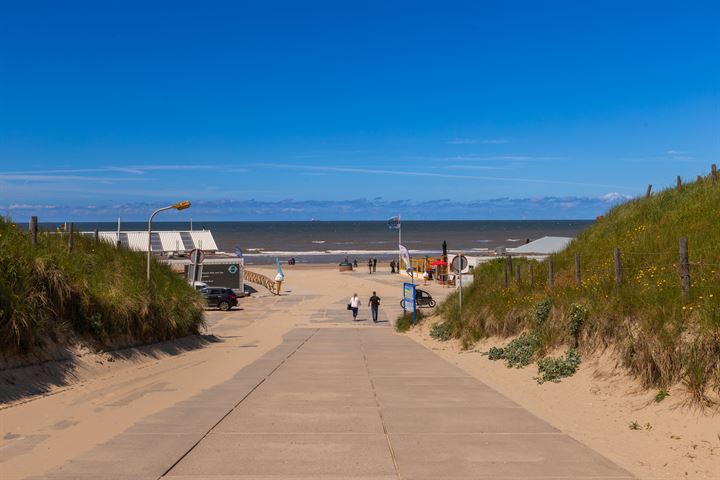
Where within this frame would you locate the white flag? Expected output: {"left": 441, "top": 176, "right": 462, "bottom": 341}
{"left": 399, "top": 244, "right": 411, "bottom": 271}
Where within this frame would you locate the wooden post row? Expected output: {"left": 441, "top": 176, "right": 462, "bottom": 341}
{"left": 548, "top": 256, "right": 554, "bottom": 291}
{"left": 503, "top": 257, "right": 509, "bottom": 288}
{"left": 645, "top": 184, "right": 652, "bottom": 198}
{"left": 515, "top": 265, "right": 521, "bottom": 285}
{"left": 712, "top": 164, "right": 717, "bottom": 180}
{"left": 575, "top": 253, "right": 581, "bottom": 287}
{"left": 30, "top": 216, "right": 38, "bottom": 246}
{"left": 676, "top": 176, "right": 682, "bottom": 191}
{"left": 528, "top": 264, "right": 534, "bottom": 288}
{"left": 614, "top": 247, "right": 623, "bottom": 284}
{"left": 68, "top": 223, "right": 74, "bottom": 252}
{"left": 679, "top": 237, "right": 690, "bottom": 298}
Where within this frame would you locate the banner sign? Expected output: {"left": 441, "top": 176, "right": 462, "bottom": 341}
{"left": 399, "top": 244, "right": 411, "bottom": 271}
{"left": 387, "top": 215, "right": 401, "bottom": 230}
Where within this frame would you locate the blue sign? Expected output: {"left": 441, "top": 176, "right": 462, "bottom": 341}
{"left": 403, "top": 282, "right": 417, "bottom": 324}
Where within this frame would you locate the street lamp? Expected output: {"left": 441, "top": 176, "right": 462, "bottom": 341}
{"left": 147, "top": 201, "right": 191, "bottom": 282}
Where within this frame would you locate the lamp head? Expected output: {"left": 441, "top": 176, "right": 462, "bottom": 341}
{"left": 173, "top": 200, "right": 191, "bottom": 211}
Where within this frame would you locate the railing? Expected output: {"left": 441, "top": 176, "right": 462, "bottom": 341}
{"left": 244, "top": 270, "right": 278, "bottom": 295}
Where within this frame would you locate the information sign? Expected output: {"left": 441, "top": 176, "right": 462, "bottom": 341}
{"left": 403, "top": 282, "right": 417, "bottom": 324}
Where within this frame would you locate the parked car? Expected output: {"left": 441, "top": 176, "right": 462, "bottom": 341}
{"left": 399, "top": 288, "right": 436, "bottom": 309}
{"left": 191, "top": 281, "right": 208, "bottom": 291}
{"left": 200, "top": 287, "right": 238, "bottom": 311}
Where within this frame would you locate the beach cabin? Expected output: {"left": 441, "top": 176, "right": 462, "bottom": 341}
{"left": 85, "top": 230, "right": 218, "bottom": 254}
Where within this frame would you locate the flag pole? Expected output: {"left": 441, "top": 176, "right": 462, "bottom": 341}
{"left": 398, "top": 217, "right": 401, "bottom": 274}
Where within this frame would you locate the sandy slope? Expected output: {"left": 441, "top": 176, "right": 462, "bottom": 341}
{"left": 407, "top": 318, "right": 720, "bottom": 480}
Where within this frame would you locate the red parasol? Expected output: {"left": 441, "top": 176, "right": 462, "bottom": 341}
{"left": 431, "top": 260, "right": 447, "bottom": 266}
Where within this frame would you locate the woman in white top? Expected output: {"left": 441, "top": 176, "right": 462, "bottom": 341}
{"left": 349, "top": 293, "right": 361, "bottom": 321}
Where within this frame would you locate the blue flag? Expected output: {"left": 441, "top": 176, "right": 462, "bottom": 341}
{"left": 387, "top": 215, "right": 401, "bottom": 230}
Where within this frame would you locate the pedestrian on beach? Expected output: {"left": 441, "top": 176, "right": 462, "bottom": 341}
{"left": 368, "top": 291, "right": 381, "bottom": 323}
{"left": 423, "top": 270, "right": 429, "bottom": 285}
{"left": 390, "top": 260, "right": 396, "bottom": 274}
{"left": 372, "top": 258, "right": 377, "bottom": 273}
{"left": 368, "top": 259, "right": 373, "bottom": 274}
{"left": 349, "top": 293, "right": 361, "bottom": 321}
{"left": 353, "top": 259, "right": 358, "bottom": 269}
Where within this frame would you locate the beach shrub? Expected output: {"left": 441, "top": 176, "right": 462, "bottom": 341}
{"left": 0, "top": 218, "right": 205, "bottom": 355}
{"left": 535, "top": 349, "right": 581, "bottom": 384}
{"left": 487, "top": 333, "right": 539, "bottom": 368}
{"left": 436, "top": 173, "right": 720, "bottom": 403}
{"left": 429, "top": 321, "right": 452, "bottom": 341}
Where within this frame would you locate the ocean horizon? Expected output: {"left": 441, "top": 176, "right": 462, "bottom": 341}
{"left": 38, "top": 220, "right": 593, "bottom": 264}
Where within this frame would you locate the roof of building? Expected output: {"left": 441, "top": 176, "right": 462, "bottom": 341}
{"left": 83, "top": 230, "right": 219, "bottom": 253}
{"left": 508, "top": 236, "right": 574, "bottom": 255}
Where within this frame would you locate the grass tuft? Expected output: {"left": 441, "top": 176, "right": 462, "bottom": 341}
{"left": 0, "top": 218, "right": 205, "bottom": 354}
{"left": 437, "top": 174, "right": 720, "bottom": 401}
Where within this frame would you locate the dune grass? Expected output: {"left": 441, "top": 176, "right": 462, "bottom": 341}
{"left": 436, "top": 173, "right": 720, "bottom": 402}
{"left": 0, "top": 219, "right": 204, "bottom": 355}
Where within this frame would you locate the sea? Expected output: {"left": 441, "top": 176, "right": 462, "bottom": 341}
{"left": 56, "top": 220, "right": 593, "bottom": 265}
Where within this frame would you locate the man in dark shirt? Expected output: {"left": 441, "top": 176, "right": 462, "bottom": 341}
{"left": 368, "top": 291, "right": 381, "bottom": 323}
{"left": 372, "top": 258, "right": 377, "bottom": 273}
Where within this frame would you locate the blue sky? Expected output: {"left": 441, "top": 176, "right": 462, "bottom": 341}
{"left": 1, "top": 0, "right": 718, "bottom": 220}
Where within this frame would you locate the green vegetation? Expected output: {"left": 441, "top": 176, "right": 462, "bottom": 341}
{"left": 0, "top": 219, "right": 205, "bottom": 355}
{"left": 429, "top": 321, "right": 452, "bottom": 341}
{"left": 536, "top": 349, "right": 581, "bottom": 384}
{"left": 487, "top": 333, "right": 539, "bottom": 368}
{"left": 655, "top": 389, "right": 670, "bottom": 403}
{"left": 437, "top": 173, "right": 720, "bottom": 402}
{"left": 394, "top": 309, "right": 427, "bottom": 333}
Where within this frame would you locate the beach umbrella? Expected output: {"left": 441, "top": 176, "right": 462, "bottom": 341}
{"left": 442, "top": 240, "right": 448, "bottom": 261}
{"left": 431, "top": 260, "right": 448, "bottom": 266}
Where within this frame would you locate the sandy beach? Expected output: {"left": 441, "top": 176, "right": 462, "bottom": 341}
{"left": 1, "top": 264, "right": 717, "bottom": 479}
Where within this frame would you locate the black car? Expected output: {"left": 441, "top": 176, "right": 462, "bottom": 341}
{"left": 200, "top": 287, "right": 238, "bottom": 311}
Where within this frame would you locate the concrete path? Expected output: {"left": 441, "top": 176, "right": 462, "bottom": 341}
{"left": 34, "top": 327, "right": 633, "bottom": 479}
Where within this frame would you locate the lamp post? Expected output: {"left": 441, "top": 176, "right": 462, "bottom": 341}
{"left": 147, "top": 201, "right": 191, "bottom": 282}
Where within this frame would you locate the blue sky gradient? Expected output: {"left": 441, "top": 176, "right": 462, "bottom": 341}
{"left": 1, "top": 1, "right": 718, "bottom": 220}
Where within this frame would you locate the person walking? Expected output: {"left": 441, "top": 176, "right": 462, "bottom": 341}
{"left": 349, "top": 293, "right": 361, "bottom": 321}
{"left": 390, "top": 260, "right": 395, "bottom": 274}
{"left": 368, "top": 259, "right": 373, "bottom": 274}
{"left": 353, "top": 258, "right": 358, "bottom": 269}
{"left": 368, "top": 291, "right": 381, "bottom": 323}
{"left": 372, "top": 258, "right": 377, "bottom": 273}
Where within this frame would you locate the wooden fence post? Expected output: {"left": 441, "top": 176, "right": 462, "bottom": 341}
{"left": 575, "top": 253, "right": 581, "bottom": 287}
{"left": 94, "top": 229, "right": 99, "bottom": 246}
{"left": 697, "top": 175, "right": 702, "bottom": 182}
{"left": 679, "top": 237, "right": 690, "bottom": 298}
{"left": 548, "top": 256, "right": 554, "bottom": 291}
{"left": 503, "top": 257, "right": 509, "bottom": 288}
{"left": 515, "top": 265, "right": 521, "bottom": 286}
{"left": 645, "top": 184, "right": 652, "bottom": 198}
{"left": 614, "top": 247, "right": 623, "bottom": 284}
{"left": 676, "top": 176, "right": 682, "bottom": 191}
{"left": 30, "top": 216, "right": 38, "bottom": 246}
{"left": 528, "top": 264, "right": 534, "bottom": 288}
{"left": 712, "top": 164, "right": 717, "bottom": 181}
{"left": 68, "top": 223, "right": 74, "bottom": 252}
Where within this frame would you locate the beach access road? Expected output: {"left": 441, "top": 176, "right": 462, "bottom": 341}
{"left": 1, "top": 266, "right": 632, "bottom": 479}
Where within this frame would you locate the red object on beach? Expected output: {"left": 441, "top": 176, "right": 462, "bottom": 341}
{"left": 431, "top": 260, "right": 448, "bottom": 266}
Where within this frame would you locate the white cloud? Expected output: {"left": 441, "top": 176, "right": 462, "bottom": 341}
{"left": 600, "top": 192, "right": 632, "bottom": 202}
{"left": 447, "top": 138, "right": 509, "bottom": 145}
